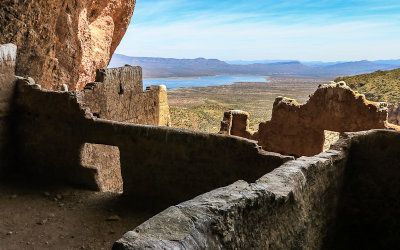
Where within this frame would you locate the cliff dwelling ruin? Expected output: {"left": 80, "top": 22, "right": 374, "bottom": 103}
{"left": 1, "top": 1, "right": 400, "bottom": 249}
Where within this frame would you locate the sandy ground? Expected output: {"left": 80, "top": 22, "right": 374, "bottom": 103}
{"left": 0, "top": 178, "right": 159, "bottom": 250}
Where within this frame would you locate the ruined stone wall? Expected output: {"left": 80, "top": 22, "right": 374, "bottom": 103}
{"left": 0, "top": 0, "right": 136, "bottom": 90}
{"left": 221, "top": 82, "right": 393, "bottom": 157}
{"left": 113, "top": 130, "right": 400, "bottom": 250}
{"left": 219, "top": 110, "right": 253, "bottom": 139}
{"left": 1, "top": 44, "right": 171, "bottom": 191}
{"left": 13, "top": 77, "right": 292, "bottom": 201}
{"left": 0, "top": 44, "right": 17, "bottom": 176}
{"left": 79, "top": 66, "right": 170, "bottom": 126}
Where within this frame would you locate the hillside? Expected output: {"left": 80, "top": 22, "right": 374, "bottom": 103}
{"left": 322, "top": 60, "right": 397, "bottom": 76}
{"left": 335, "top": 68, "right": 400, "bottom": 103}
{"left": 110, "top": 54, "right": 314, "bottom": 78}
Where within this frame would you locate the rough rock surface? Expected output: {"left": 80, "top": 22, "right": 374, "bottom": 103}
{"left": 0, "top": 0, "right": 135, "bottom": 90}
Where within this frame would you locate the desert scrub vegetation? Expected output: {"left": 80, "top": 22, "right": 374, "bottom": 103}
{"left": 169, "top": 105, "right": 227, "bottom": 133}
{"left": 335, "top": 68, "right": 400, "bottom": 103}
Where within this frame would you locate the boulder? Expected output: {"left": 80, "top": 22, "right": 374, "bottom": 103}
{"left": 0, "top": 0, "right": 135, "bottom": 90}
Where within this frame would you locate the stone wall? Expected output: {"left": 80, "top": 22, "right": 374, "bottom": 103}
{"left": 0, "top": 0, "right": 136, "bottom": 90}
{"left": 79, "top": 66, "right": 170, "bottom": 126}
{"left": 12, "top": 77, "right": 292, "bottom": 201}
{"left": 0, "top": 43, "right": 17, "bottom": 176}
{"left": 113, "top": 130, "right": 400, "bottom": 249}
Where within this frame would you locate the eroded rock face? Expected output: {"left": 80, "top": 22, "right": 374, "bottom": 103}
{"left": 221, "top": 82, "right": 395, "bottom": 157}
{"left": 0, "top": 0, "right": 135, "bottom": 90}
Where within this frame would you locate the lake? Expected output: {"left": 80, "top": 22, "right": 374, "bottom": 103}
{"left": 143, "top": 75, "right": 268, "bottom": 89}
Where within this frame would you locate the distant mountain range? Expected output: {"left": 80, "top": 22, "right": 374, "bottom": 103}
{"left": 109, "top": 54, "right": 400, "bottom": 79}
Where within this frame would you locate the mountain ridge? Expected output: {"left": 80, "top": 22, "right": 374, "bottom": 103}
{"left": 109, "top": 54, "right": 400, "bottom": 79}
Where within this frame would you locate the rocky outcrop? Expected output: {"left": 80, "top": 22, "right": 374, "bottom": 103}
{"left": 0, "top": 0, "right": 135, "bottom": 90}
{"left": 221, "top": 82, "right": 395, "bottom": 156}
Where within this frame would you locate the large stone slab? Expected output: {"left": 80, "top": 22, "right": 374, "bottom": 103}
{"left": 0, "top": 0, "right": 135, "bottom": 90}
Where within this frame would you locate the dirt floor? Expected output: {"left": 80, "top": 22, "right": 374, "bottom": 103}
{"left": 0, "top": 178, "right": 160, "bottom": 250}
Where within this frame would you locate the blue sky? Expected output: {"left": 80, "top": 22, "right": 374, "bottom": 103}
{"left": 114, "top": 0, "right": 400, "bottom": 61}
